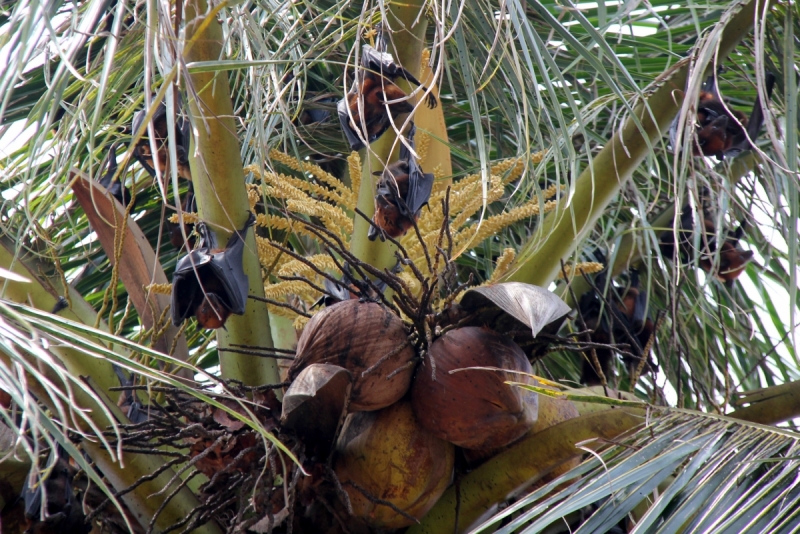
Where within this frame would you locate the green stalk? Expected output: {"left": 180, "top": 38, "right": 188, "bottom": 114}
{"left": 350, "top": 0, "right": 429, "bottom": 272}
{"left": 184, "top": 0, "right": 279, "bottom": 386}
{"left": 506, "top": 0, "right": 768, "bottom": 287}
{"left": 410, "top": 409, "right": 644, "bottom": 533}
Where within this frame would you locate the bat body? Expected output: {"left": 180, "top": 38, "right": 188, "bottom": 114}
{"left": 171, "top": 212, "right": 255, "bottom": 329}
{"left": 672, "top": 72, "right": 775, "bottom": 161}
{"left": 315, "top": 264, "right": 391, "bottom": 307}
{"left": 23, "top": 446, "right": 91, "bottom": 534}
{"left": 579, "top": 268, "right": 657, "bottom": 386}
{"left": 338, "top": 44, "right": 438, "bottom": 150}
{"left": 98, "top": 143, "right": 133, "bottom": 208}
{"left": 131, "top": 99, "right": 192, "bottom": 180}
{"left": 659, "top": 205, "right": 753, "bottom": 286}
{"left": 368, "top": 124, "right": 434, "bottom": 241}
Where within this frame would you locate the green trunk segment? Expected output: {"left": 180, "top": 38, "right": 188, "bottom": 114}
{"left": 410, "top": 409, "right": 644, "bottom": 533}
{"left": 505, "top": 0, "right": 768, "bottom": 287}
{"left": 350, "top": 0, "right": 428, "bottom": 273}
{"left": 184, "top": 0, "right": 279, "bottom": 386}
{"left": 729, "top": 379, "right": 800, "bottom": 425}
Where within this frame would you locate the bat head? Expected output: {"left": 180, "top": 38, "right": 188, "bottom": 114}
{"left": 131, "top": 99, "right": 192, "bottom": 179}
{"left": 171, "top": 213, "right": 255, "bottom": 327}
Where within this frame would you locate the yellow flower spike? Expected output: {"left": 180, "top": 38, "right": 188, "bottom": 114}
{"left": 247, "top": 184, "right": 261, "bottom": 209}
{"left": 278, "top": 255, "right": 340, "bottom": 278}
{"left": 264, "top": 280, "right": 318, "bottom": 300}
{"left": 269, "top": 149, "right": 356, "bottom": 206}
{"left": 255, "top": 214, "right": 320, "bottom": 242}
{"left": 453, "top": 199, "right": 559, "bottom": 250}
{"left": 347, "top": 151, "right": 362, "bottom": 198}
{"left": 488, "top": 248, "right": 516, "bottom": 283}
{"left": 293, "top": 314, "right": 311, "bottom": 331}
{"left": 145, "top": 283, "right": 173, "bottom": 295}
{"left": 557, "top": 261, "right": 605, "bottom": 280}
{"left": 285, "top": 199, "right": 353, "bottom": 242}
{"left": 168, "top": 212, "right": 200, "bottom": 224}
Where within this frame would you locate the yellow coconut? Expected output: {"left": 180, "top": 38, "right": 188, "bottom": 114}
{"left": 334, "top": 400, "right": 454, "bottom": 529}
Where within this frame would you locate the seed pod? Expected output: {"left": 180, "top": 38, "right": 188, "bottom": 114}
{"left": 334, "top": 400, "right": 454, "bottom": 529}
{"left": 289, "top": 300, "right": 415, "bottom": 412}
{"left": 411, "top": 326, "right": 538, "bottom": 450}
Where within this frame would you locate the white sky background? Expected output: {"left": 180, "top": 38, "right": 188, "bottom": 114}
{"left": 1, "top": 0, "right": 797, "bottom": 404}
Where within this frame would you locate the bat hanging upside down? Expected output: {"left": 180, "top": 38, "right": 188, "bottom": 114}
{"left": 98, "top": 143, "right": 134, "bottom": 209}
{"left": 171, "top": 212, "right": 255, "bottom": 329}
{"left": 368, "top": 123, "right": 434, "bottom": 241}
{"left": 671, "top": 71, "right": 775, "bottom": 161}
{"left": 659, "top": 204, "right": 754, "bottom": 286}
{"left": 338, "top": 42, "right": 438, "bottom": 150}
{"left": 131, "top": 99, "right": 193, "bottom": 180}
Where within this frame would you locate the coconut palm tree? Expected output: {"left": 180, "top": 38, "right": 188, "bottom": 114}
{"left": 0, "top": 0, "right": 798, "bottom": 531}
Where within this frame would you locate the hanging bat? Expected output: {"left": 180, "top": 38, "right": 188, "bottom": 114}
{"left": 168, "top": 184, "right": 197, "bottom": 252}
{"left": 131, "top": 99, "right": 192, "bottom": 180}
{"left": 368, "top": 123, "right": 434, "bottom": 241}
{"left": 660, "top": 204, "right": 753, "bottom": 286}
{"left": 98, "top": 143, "right": 133, "bottom": 208}
{"left": 698, "top": 221, "right": 754, "bottom": 287}
{"left": 337, "top": 42, "right": 438, "bottom": 151}
{"left": 579, "top": 266, "right": 657, "bottom": 386}
{"left": 171, "top": 212, "right": 255, "bottom": 329}
{"left": 23, "top": 445, "right": 91, "bottom": 534}
{"left": 113, "top": 365, "right": 149, "bottom": 424}
{"left": 673, "top": 71, "right": 776, "bottom": 161}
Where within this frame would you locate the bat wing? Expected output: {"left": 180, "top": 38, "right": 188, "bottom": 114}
{"left": 361, "top": 44, "right": 427, "bottom": 89}
{"left": 397, "top": 124, "right": 434, "bottom": 218}
{"left": 206, "top": 212, "right": 255, "bottom": 316}
{"left": 337, "top": 97, "right": 366, "bottom": 151}
{"left": 171, "top": 249, "right": 213, "bottom": 325}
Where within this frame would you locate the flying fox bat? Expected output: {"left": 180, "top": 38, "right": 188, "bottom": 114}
{"left": 338, "top": 41, "right": 438, "bottom": 151}
{"left": 368, "top": 123, "right": 434, "bottom": 241}
{"left": 660, "top": 205, "right": 753, "bottom": 286}
{"left": 671, "top": 71, "right": 775, "bottom": 161}
{"left": 131, "top": 99, "right": 192, "bottom": 180}
{"left": 171, "top": 212, "right": 255, "bottom": 329}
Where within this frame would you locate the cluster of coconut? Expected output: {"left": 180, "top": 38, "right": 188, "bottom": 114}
{"left": 281, "top": 282, "right": 572, "bottom": 529}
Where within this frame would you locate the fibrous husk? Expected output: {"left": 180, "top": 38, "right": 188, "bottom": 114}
{"left": 281, "top": 363, "right": 352, "bottom": 455}
{"left": 449, "top": 282, "right": 571, "bottom": 359}
{"left": 411, "top": 326, "right": 538, "bottom": 450}
{"left": 289, "top": 300, "right": 415, "bottom": 412}
{"left": 334, "top": 400, "right": 454, "bottom": 529}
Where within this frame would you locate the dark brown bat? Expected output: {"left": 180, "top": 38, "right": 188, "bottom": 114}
{"left": 131, "top": 99, "right": 192, "bottom": 180}
{"left": 660, "top": 204, "right": 753, "bottom": 287}
{"left": 338, "top": 43, "right": 437, "bottom": 151}
{"left": 171, "top": 212, "right": 255, "bottom": 329}
{"left": 23, "top": 446, "right": 91, "bottom": 534}
{"left": 368, "top": 123, "right": 434, "bottom": 241}
{"left": 579, "top": 266, "right": 657, "bottom": 386}
{"left": 98, "top": 143, "right": 133, "bottom": 208}
{"left": 671, "top": 71, "right": 775, "bottom": 161}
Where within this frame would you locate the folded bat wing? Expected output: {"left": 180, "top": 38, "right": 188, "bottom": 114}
{"left": 171, "top": 213, "right": 254, "bottom": 326}
{"left": 398, "top": 123, "right": 434, "bottom": 218}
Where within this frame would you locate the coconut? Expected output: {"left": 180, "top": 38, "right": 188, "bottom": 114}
{"left": 411, "top": 326, "right": 538, "bottom": 450}
{"left": 289, "top": 300, "right": 415, "bottom": 412}
{"left": 334, "top": 400, "right": 454, "bottom": 529}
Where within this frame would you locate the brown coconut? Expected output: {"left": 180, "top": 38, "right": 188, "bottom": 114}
{"left": 334, "top": 400, "right": 454, "bottom": 529}
{"left": 289, "top": 300, "right": 415, "bottom": 412}
{"left": 411, "top": 326, "right": 538, "bottom": 450}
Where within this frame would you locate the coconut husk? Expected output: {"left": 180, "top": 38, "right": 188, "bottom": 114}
{"left": 411, "top": 326, "right": 538, "bottom": 450}
{"left": 334, "top": 400, "right": 454, "bottom": 529}
{"left": 289, "top": 300, "right": 415, "bottom": 412}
